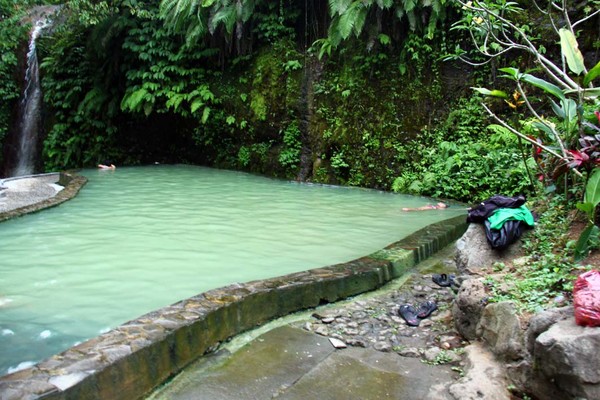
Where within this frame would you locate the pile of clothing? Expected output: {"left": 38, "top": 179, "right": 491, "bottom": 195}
{"left": 467, "top": 195, "right": 535, "bottom": 250}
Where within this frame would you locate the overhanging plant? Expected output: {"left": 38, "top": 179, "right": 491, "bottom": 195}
{"left": 575, "top": 168, "right": 600, "bottom": 261}
{"left": 447, "top": 0, "right": 600, "bottom": 191}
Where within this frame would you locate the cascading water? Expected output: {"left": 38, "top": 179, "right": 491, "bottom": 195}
{"left": 12, "top": 18, "right": 50, "bottom": 177}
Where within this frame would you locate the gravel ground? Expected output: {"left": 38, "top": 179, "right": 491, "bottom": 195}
{"left": 295, "top": 255, "right": 468, "bottom": 368}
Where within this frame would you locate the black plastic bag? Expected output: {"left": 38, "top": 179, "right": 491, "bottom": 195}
{"left": 484, "top": 219, "right": 524, "bottom": 250}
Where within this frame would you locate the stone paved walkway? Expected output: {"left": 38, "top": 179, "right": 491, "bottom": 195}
{"left": 149, "top": 249, "right": 467, "bottom": 400}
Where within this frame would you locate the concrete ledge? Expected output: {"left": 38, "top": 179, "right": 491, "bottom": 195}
{"left": 0, "top": 214, "right": 467, "bottom": 400}
{"left": 0, "top": 172, "right": 87, "bottom": 222}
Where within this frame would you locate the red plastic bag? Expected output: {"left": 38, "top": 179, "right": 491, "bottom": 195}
{"left": 574, "top": 270, "right": 600, "bottom": 327}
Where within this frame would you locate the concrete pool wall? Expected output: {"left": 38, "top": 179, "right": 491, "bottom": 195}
{"left": 0, "top": 174, "right": 467, "bottom": 400}
{"left": 0, "top": 172, "right": 87, "bottom": 220}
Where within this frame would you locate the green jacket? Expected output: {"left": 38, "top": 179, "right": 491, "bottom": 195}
{"left": 488, "top": 205, "right": 535, "bottom": 230}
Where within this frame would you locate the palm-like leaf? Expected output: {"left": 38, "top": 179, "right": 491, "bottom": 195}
{"left": 585, "top": 169, "right": 600, "bottom": 207}
{"left": 329, "top": 0, "right": 352, "bottom": 15}
{"left": 210, "top": 5, "right": 236, "bottom": 35}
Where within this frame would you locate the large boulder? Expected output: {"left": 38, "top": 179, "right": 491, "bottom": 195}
{"left": 452, "top": 279, "right": 487, "bottom": 340}
{"left": 447, "top": 342, "right": 510, "bottom": 400}
{"left": 525, "top": 306, "right": 573, "bottom": 354}
{"left": 532, "top": 318, "right": 600, "bottom": 400}
{"left": 476, "top": 302, "right": 525, "bottom": 361}
{"left": 455, "top": 224, "right": 523, "bottom": 274}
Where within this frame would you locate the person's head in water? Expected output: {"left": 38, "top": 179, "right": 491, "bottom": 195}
{"left": 436, "top": 202, "right": 448, "bottom": 209}
{"left": 98, "top": 160, "right": 116, "bottom": 169}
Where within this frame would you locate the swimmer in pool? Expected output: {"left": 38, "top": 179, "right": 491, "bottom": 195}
{"left": 98, "top": 160, "right": 116, "bottom": 170}
{"left": 402, "top": 202, "right": 448, "bottom": 211}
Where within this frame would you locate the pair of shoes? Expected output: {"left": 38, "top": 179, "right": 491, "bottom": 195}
{"left": 416, "top": 300, "right": 438, "bottom": 318}
{"left": 399, "top": 305, "right": 420, "bottom": 326}
{"left": 432, "top": 273, "right": 457, "bottom": 288}
{"left": 399, "top": 301, "right": 438, "bottom": 327}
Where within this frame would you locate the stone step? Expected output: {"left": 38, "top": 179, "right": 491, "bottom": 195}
{"left": 149, "top": 325, "right": 455, "bottom": 400}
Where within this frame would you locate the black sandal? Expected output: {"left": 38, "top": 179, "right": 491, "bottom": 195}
{"left": 399, "top": 305, "right": 420, "bottom": 326}
{"left": 416, "top": 300, "right": 438, "bottom": 319}
{"left": 432, "top": 273, "right": 456, "bottom": 287}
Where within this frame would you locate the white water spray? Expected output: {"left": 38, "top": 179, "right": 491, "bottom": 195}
{"left": 12, "top": 18, "right": 50, "bottom": 177}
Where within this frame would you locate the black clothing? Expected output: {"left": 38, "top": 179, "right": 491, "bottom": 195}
{"left": 467, "top": 194, "right": 529, "bottom": 250}
{"left": 467, "top": 194, "right": 526, "bottom": 223}
{"left": 484, "top": 219, "right": 525, "bottom": 250}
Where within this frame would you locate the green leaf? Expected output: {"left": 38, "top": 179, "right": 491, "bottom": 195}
{"left": 574, "top": 224, "right": 600, "bottom": 262}
{"left": 201, "top": 107, "right": 210, "bottom": 123}
{"left": 498, "top": 67, "right": 520, "bottom": 78}
{"left": 585, "top": 168, "right": 600, "bottom": 207}
{"left": 486, "top": 124, "right": 511, "bottom": 136}
{"left": 165, "top": 93, "right": 185, "bottom": 110}
{"left": 378, "top": 33, "right": 390, "bottom": 46}
{"left": 190, "top": 98, "right": 204, "bottom": 113}
{"left": 559, "top": 28, "right": 585, "bottom": 75}
{"left": 576, "top": 202, "right": 594, "bottom": 216}
{"left": 499, "top": 68, "right": 566, "bottom": 100}
{"left": 583, "top": 61, "right": 600, "bottom": 86}
{"left": 471, "top": 87, "right": 509, "bottom": 98}
{"left": 121, "top": 88, "right": 148, "bottom": 112}
{"left": 520, "top": 73, "right": 566, "bottom": 101}
{"left": 531, "top": 121, "right": 555, "bottom": 136}
{"left": 338, "top": 6, "right": 358, "bottom": 39}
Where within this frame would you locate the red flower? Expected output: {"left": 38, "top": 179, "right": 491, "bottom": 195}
{"left": 568, "top": 150, "right": 590, "bottom": 168}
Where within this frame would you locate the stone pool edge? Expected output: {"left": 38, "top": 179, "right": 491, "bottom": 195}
{"left": 0, "top": 172, "right": 87, "bottom": 222}
{"left": 0, "top": 214, "right": 467, "bottom": 400}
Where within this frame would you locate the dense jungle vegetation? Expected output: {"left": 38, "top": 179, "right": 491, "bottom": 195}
{"left": 1, "top": 0, "right": 599, "bottom": 310}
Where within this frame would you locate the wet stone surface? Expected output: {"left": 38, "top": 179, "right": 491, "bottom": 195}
{"left": 296, "top": 270, "right": 467, "bottom": 364}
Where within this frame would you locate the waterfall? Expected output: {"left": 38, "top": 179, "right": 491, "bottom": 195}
{"left": 12, "top": 18, "right": 50, "bottom": 177}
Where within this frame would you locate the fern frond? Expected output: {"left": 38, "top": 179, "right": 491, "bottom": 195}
{"left": 403, "top": 0, "right": 416, "bottom": 13}
{"left": 327, "top": 17, "right": 343, "bottom": 46}
{"left": 329, "top": 0, "right": 352, "bottom": 15}
{"left": 209, "top": 5, "right": 236, "bottom": 35}
{"left": 120, "top": 87, "right": 148, "bottom": 113}
{"left": 353, "top": 5, "right": 368, "bottom": 37}
{"left": 337, "top": 5, "right": 358, "bottom": 40}
{"left": 406, "top": 10, "right": 416, "bottom": 31}
{"left": 374, "top": 0, "right": 393, "bottom": 8}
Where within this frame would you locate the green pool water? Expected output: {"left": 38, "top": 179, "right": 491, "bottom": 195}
{"left": 0, "top": 165, "right": 463, "bottom": 375}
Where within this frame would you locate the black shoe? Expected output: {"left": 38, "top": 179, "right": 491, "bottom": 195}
{"left": 432, "top": 273, "right": 456, "bottom": 287}
{"left": 399, "top": 305, "right": 420, "bottom": 326}
{"left": 416, "top": 300, "right": 438, "bottom": 319}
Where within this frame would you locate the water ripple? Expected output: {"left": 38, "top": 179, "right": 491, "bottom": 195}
{"left": 0, "top": 165, "right": 463, "bottom": 375}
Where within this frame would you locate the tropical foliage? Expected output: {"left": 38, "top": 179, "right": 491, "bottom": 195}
{"left": 450, "top": 0, "right": 600, "bottom": 190}
{"left": 0, "top": 1, "right": 599, "bottom": 329}
{"left": 575, "top": 168, "right": 600, "bottom": 261}
{"left": 391, "top": 97, "right": 534, "bottom": 202}
{"left": 0, "top": 0, "right": 597, "bottom": 210}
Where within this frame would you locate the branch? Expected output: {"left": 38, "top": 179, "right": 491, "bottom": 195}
{"left": 480, "top": 102, "right": 584, "bottom": 178}
{"left": 573, "top": 9, "right": 600, "bottom": 29}
{"left": 516, "top": 81, "right": 568, "bottom": 158}
{"left": 480, "top": 103, "right": 563, "bottom": 160}
{"left": 458, "top": 0, "right": 579, "bottom": 90}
